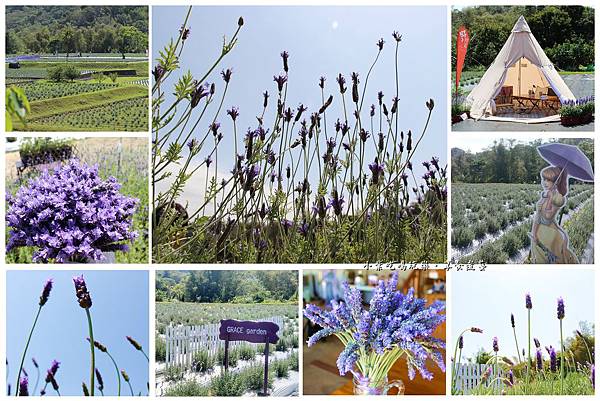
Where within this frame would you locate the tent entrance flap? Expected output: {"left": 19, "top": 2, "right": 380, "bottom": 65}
{"left": 504, "top": 57, "right": 550, "bottom": 97}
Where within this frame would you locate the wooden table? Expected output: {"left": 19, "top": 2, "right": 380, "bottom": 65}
{"left": 514, "top": 95, "right": 542, "bottom": 114}
{"left": 331, "top": 322, "right": 446, "bottom": 395}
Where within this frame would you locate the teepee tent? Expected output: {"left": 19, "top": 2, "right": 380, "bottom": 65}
{"left": 466, "top": 15, "right": 576, "bottom": 120}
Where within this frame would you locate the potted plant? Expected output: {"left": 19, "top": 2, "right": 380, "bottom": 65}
{"left": 559, "top": 97, "right": 594, "bottom": 126}
{"left": 6, "top": 159, "right": 139, "bottom": 263}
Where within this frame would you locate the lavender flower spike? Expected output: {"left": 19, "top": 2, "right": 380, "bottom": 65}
{"left": 525, "top": 293, "right": 532, "bottom": 309}
{"left": 534, "top": 338, "right": 540, "bottom": 348}
{"left": 39, "top": 279, "right": 53, "bottom": 306}
{"left": 492, "top": 337, "right": 499, "bottom": 353}
{"left": 126, "top": 336, "right": 142, "bottom": 351}
{"left": 536, "top": 348, "right": 543, "bottom": 370}
{"left": 19, "top": 376, "right": 29, "bottom": 396}
{"left": 557, "top": 297, "right": 565, "bottom": 320}
{"left": 73, "top": 275, "right": 92, "bottom": 309}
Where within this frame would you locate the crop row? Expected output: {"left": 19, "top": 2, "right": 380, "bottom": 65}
{"left": 456, "top": 195, "right": 594, "bottom": 264}
{"left": 452, "top": 183, "right": 592, "bottom": 248}
{"left": 33, "top": 97, "right": 148, "bottom": 131}
{"left": 162, "top": 351, "right": 299, "bottom": 396}
{"left": 19, "top": 81, "right": 119, "bottom": 101}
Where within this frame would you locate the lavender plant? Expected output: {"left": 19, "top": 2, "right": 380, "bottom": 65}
{"left": 6, "top": 160, "right": 139, "bottom": 263}
{"left": 452, "top": 294, "right": 594, "bottom": 395}
{"left": 15, "top": 279, "right": 52, "bottom": 395}
{"left": 73, "top": 275, "right": 96, "bottom": 396}
{"left": 303, "top": 272, "right": 445, "bottom": 391}
{"left": 152, "top": 10, "right": 447, "bottom": 263}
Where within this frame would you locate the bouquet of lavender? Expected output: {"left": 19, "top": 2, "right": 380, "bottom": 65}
{"left": 304, "top": 272, "right": 445, "bottom": 392}
{"left": 6, "top": 160, "right": 139, "bottom": 263}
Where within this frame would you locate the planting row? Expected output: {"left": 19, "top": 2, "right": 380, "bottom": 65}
{"left": 19, "top": 81, "right": 120, "bottom": 102}
{"left": 30, "top": 97, "right": 149, "bottom": 131}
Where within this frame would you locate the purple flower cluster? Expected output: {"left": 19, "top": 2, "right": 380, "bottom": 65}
{"left": 562, "top": 95, "right": 594, "bottom": 106}
{"left": 304, "top": 272, "right": 446, "bottom": 381}
{"left": 6, "top": 160, "right": 139, "bottom": 263}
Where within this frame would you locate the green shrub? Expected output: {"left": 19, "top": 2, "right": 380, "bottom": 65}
{"left": 47, "top": 64, "right": 80, "bottom": 82}
{"left": 502, "top": 232, "right": 521, "bottom": 258}
{"left": 164, "top": 380, "right": 209, "bottom": 396}
{"left": 93, "top": 72, "right": 106, "bottom": 83}
{"left": 164, "top": 365, "right": 184, "bottom": 382}
{"left": 192, "top": 348, "right": 216, "bottom": 373}
{"left": 156, "top": 335, "right": 166, "bottom": 362}
{"left": 275, "top": 337, "right": 288, "bottom": 352}
{"left": 272, "top": 358, "right": 289, "bottom": 378}
{"left": 288, "top": 351, "right": 299, "bottom": 371}
{"left": 210, "top": 371, "right": 245, "bottom": 396}
{"left": 109, "top": 72, "right": 119, "bottom": 83}
{"left": 451, "top": 227, "right": 474, "bottom": 248}
{"left": 238, "top": 344, "right": 257, "bottom": 361}
{"left": 217, "top": 346, "right": 239, "bottom": 368}
{"left": 240, "top": 363, "right": 273, "bottom": 392}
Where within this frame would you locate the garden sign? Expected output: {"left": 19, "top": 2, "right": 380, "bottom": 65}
{"left": 219, "top": 319, "right": 280, "bottom": 396}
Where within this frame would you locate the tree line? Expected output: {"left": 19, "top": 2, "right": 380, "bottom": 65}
{"left": 156, "top": 270, "right": 298, "bottom": 304}
{"left": 451, "top": 6, "right": 594, "bottom": 71}
{"left": 6, "top": 6, "right": 148, "bottom": 56}
{"left": 451, "top": 138, "right": 594, "bottom": 184}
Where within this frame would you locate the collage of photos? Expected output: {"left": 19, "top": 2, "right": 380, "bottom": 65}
{"left": 2, "top": 2, "right": 597, "bottom": 400}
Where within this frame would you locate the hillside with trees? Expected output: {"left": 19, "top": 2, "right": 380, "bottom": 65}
{"left": 451, "top": 6, "right": 594, "bottom": 71}
{"left": 155, "top": 270, "right": 298, "bottom": 303}
{"left": 6, "top": 6, "right": 148, "bottom": 55}
{"left": 451, "top": 138, "right": 594, "bottom": 184}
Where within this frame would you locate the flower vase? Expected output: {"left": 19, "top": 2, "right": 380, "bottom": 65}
{"left": 353, "top": 375, "right": 405, "bottom": 395}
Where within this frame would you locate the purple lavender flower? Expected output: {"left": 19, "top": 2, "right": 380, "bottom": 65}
{"left": 39, "top": 278, "right": 53, "bottom": 306}
{"left": 471, "top": 327, "right": 483, "bottom": 333}
{"left": 549, "top": 347, "right": 557, "bottom": 372}
{"left": 591, "top": 364, "right": 595, "bottom": 388}
{"left": 190, "top": 82, "right": 209, "bottom": 108}
{"left": 534, "top": 338, "right": 540, "bottom": 348}
{"left": 305, "top": 272, "right": 445, "bottom": 382}
{"left": 368, "top": 160, "right": 385, "bottom": 185}
{"left": 536, "top": 348, "right": 543, "bottom": 370}
{"left": 328, "top": 190, "right": 344, "bottom": 216}
{"left": 73, "top": 275, "right": 92, "bottom": 309}
{"left": 221, "top": 68, "right": 233, "bottom": 83}
{"left": 152, "top": 65, "right": 165, "bottom": 81}
{"left": 45, "top": 360, "right": 60, "bottom": 383}
{"left": 227, "top": 106, "right": 239, "bottom": 121}
{"left": 458, "top": 336, "right": 463, "bottom": 349}
{"left": 510, "top": 313, "right": 515, "bottom": 328}
{"left": 280, "top": 51, "right": 289, "bottom": 72}
{"left": 298, "top": 221, "right": 309, "bottom": 237}
{"left": 508, "top": 369, "right": 514, "bottom": 386}
{"left": 525, "top": 293, "right": 532, "bottom": 309}
{"left": 336, "top": 73, "right": 346, "bottom": 94}
{"left": 32, "top": 358, "right": 38, "bottom": 368}
{"left": 95, "top": 368, "right": 104, "bottom": 392}
{"left": 377, "top": 38, "right": 385, "bottom": 50}
{"left": 492, "top": 337, "right": 499, "bottom": 353}
{"left": 557, "top": 297, "right": 565, "bottom": 320}
{"left": 273, "top": 74, "right": 287, "bottom": 92}
{"left": 6, "top": 160, "right": 138, "bottom": 263}
{"left": 19, "top": 376, "right": 28, "bottom": 396}
{"left": 187, "top": 138, "right": 198, "bottom": 151}
{"left": 392, "top": 31, "right": 402, "bottom": 42}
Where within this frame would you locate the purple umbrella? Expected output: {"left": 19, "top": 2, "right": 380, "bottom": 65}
{"left": 537, "top": 143, "right": 594, "bottom": 182}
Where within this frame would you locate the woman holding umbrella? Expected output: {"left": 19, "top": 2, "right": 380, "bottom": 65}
{"left": 530, "top": 143, "right": 594, "bottom": 264}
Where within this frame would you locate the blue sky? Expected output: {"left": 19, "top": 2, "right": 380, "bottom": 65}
{"left": 153, "top": 6, "right": 448, "bottom": 211}
{"left": 7, "top": 270, "right": 149, "bottom": 396}
{"left": 452, "top": 269, "right": 595, "bottom": 361}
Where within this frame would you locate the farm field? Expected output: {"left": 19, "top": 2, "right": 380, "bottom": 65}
{"left": 6, "top": 5, "right": 149, "bottom": 131}
{"left": 155, "top": 302, "right": 299, "bottom": 396}
{"left": 6, "top": 61, "right": 149, "bottom": 131}
{"left": 5, "top": 137, "right": 149, "bottom": 264}
{"left": 451, "top": 183, "right": 594, "bottom": 264}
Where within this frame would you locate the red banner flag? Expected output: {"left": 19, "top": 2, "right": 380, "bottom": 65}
{"left": 455, "top": 26, "right": 470, "bottom": 92}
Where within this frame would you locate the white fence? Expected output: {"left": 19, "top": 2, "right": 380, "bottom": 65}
{"left": 454, "top": 363, "right": 505, "bottom": 394}
{"left": 165, "top": 316, "right": 285, "bottom": 369}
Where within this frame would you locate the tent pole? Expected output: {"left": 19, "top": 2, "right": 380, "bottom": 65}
{"left": 518, "top": 58, "right": 522, "bottom": 97}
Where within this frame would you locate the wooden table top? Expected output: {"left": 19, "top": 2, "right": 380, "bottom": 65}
{"left": 331, "top": 322, "right": 446, "bottom": 395}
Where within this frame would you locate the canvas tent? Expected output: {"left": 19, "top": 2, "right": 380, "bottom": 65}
{"left": 466, "top": 15, "right": 576, "bottom": 121}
